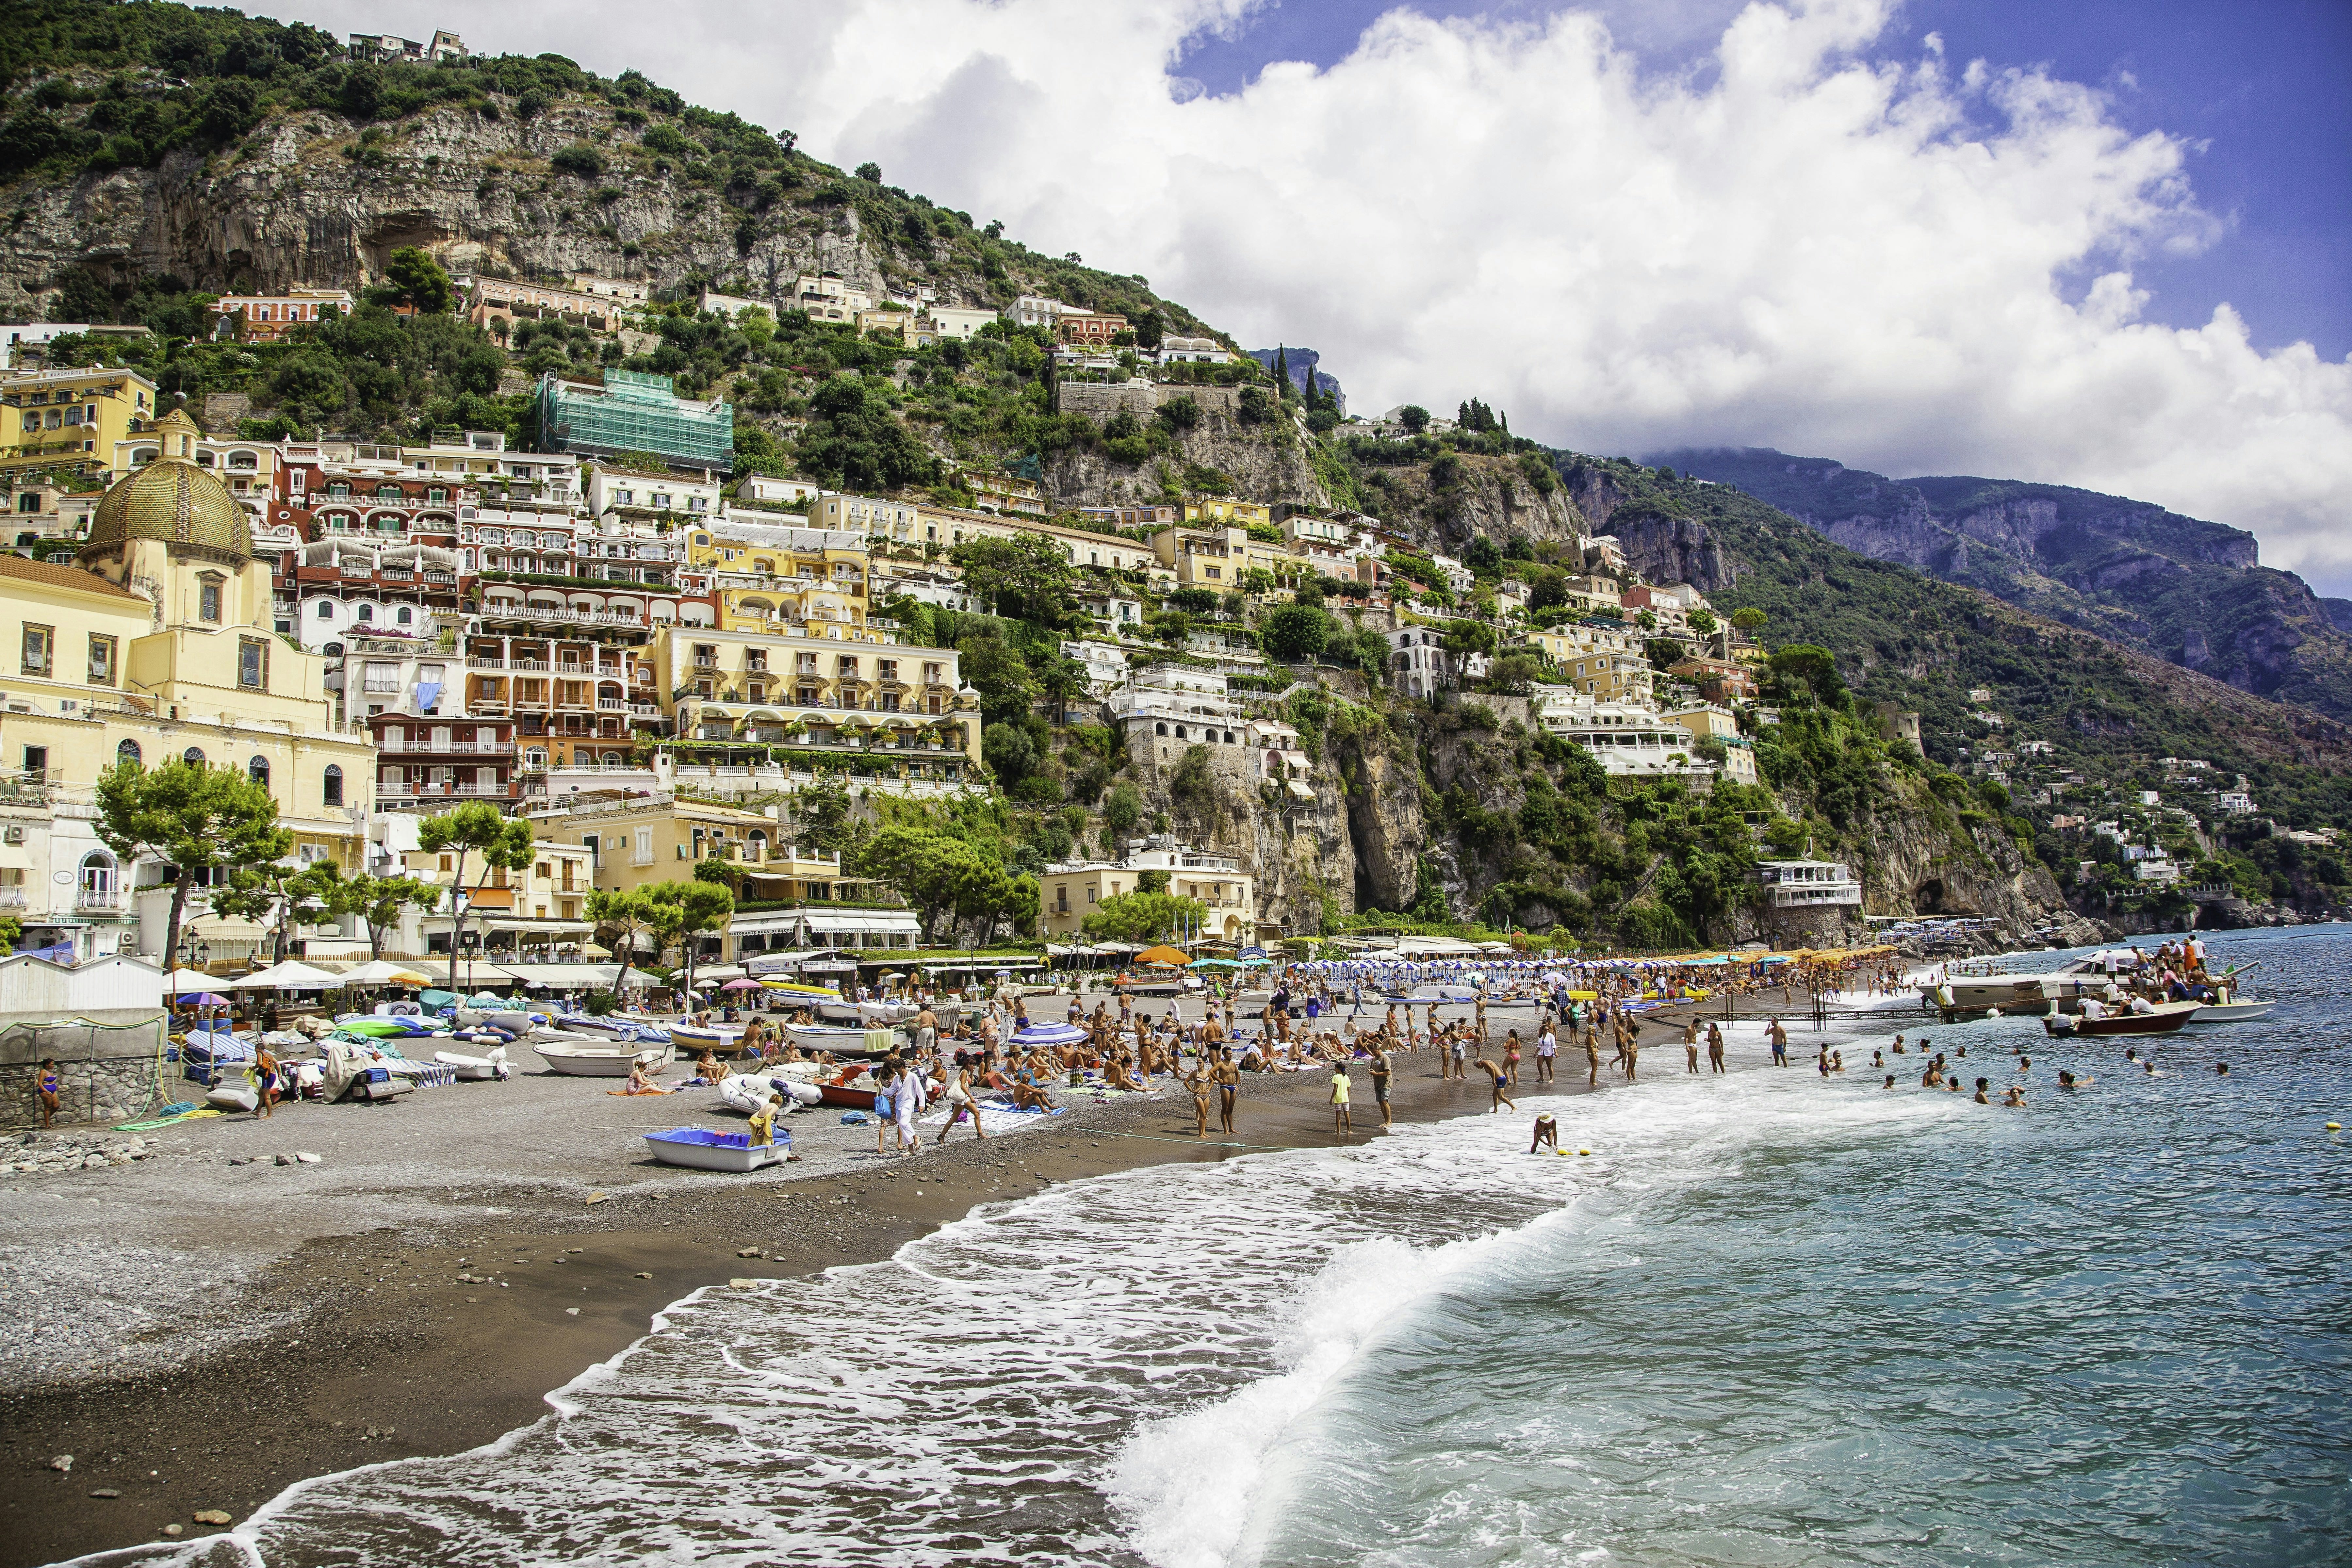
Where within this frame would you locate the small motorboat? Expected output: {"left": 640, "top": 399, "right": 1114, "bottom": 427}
{"left": 433, "top": 1046, "right": 511, "bottom": 1081}
{"left": 671, "top": 1022, "right": 750, "bottom": 1057}
{"left": 643, "top": 1126, "right": 789, "bottom": 1173}
{"left": 814, "top": 1062, "right": 878, "bottom": 1110}
{"left": 2042, "top": 1002, "right": 2200, "bottom": 1037}
{"left": 556, "top": 1013, "right": 673, "bottom": 1044}
{"left": 815, "top": 998, "right": 921, "bottom": 1026}
{"left": 785, "top": 1022, "right": 901, "bottom": 1056}
{"left": 536, "top": 1038, "right": 675, "bottom": 1077}
{"left": 2189, "top": 999, "right": 2276, "bottom": 1023}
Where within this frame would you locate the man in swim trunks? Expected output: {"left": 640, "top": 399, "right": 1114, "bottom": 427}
{"left": 1475, "top": 1055, "right": 1516, "bottom": 1114}
{"left": 1768, "top": 1017, "right": 1788, "bottom": 1066}
{"left": 1367, "top": 1043, "right": 1393, "bottom": 1130}
{"left": 1213, "top": 1047, "right": 1240, "bottom": 1135}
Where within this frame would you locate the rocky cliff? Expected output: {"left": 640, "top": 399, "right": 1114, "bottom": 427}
{"left": 1658, "top": 447, "right": 2352, "bottom": 722}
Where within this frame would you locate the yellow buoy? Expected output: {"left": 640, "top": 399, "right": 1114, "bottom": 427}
{"left": 1578, "top": 1149, "right": 1591, "bottom": 1156}
{"left": 2328, "top": 1122, "right": 2343, "bottom": 1132}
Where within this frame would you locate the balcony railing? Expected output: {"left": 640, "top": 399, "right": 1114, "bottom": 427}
{"left": 378, "top": 781, "right": 517, "bottom": 799}
{"left": 378, "top": 739, "right": 515, "bottom": 754}
{"left": 75, "top": 886, "right": 121, "bottom": 911}
{"left": 0, "top": 888, "right": 26, "bottom": 909}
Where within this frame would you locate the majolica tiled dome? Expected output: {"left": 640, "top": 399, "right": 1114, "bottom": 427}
{"left": 81, "top": 408, "right": 252, "bottom": 562}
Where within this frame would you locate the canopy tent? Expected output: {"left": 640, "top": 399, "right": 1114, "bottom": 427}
{"left": 164, "top": 968, "right": 214, "bottom": 994}
{"left": 230, "top": 960, "right": 342, "bottom": 991}
{"left": 341, "top": 959, "right": 433, "bottom": 987}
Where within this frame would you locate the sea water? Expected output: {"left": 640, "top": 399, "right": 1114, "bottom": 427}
{"left": 74, "top": 928, "right": 2352, "bottom": 1567}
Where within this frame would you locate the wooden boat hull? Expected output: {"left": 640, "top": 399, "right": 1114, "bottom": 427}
{"left": 817, "top": 1081, "right": 878, "bottom": 1110}
{"left": 537, "top": 1041, "right": 674, "bottom": 1076}
{"left": 2042, "top": 1005, "right": 2197, "bottom": 1037}
{"left": 671, "top": 1025, "right": 750, "bottom": 1056}
{"left": 785, "top": 1023, "right": 900, "bottom": 1056}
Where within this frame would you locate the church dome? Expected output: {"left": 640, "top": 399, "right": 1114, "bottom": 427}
{"left": 80, "top": 408, "right": 253, "bottom": 563}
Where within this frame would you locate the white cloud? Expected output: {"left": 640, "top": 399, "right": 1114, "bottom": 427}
{"left": 295, "top": 0, "right": 2352, "bottom": 590}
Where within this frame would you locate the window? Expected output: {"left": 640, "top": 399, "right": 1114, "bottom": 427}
{"left": 634, "top": 828, "right": 653, "bottom": 864}
{"left": 116, "top": 739, "right": 141, "bottom": 767}
{"left": 248, "top": 756, "right": 270, "bottom": 788}
{"left": 183, "top": 746, "right": 205, "bottom": 765}
{"left": 199, "top": 578, "right": 222, "bottom": 623}
{"left": 21, "top": 745, "right": 47, "bottom": 781}
{"left": 87, "top": 634, "right": 116, "bottom": 686}
{"left": 238, "top": 638, "right": 267, "bottom": 689}
{"left": 21, "top": 625, "right": 51, "bottom": 677}
{"left": 322, "top": 763, "right": 343, "bottom": 806}
{"left": 396, "top": 606, "right": 414, "bottom": 626}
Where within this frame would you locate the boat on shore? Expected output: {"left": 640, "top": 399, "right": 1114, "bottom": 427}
{"left": 670, "top": 1022, "right": 750, "bottom": 1057}
{"left": 2042, "top": 1002, "right": 2200, "bottom": 1037}
{"left": 432, "top": 1047, "right": 509, "bottom": 1081}
{"left": 555, "top": 1013, "right": 673, "bottom": 1044}
{"left": 784, "top": 1022, "right": 901, "bottom": 1056}
{"left": 536, "top": 1038, "right": 674, "bottom": 1076}
{"left": 643, "top": 1126, "right": 788, "bottom": 1172}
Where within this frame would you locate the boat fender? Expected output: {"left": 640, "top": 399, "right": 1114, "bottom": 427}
{"left": 2327, "top": 1122, "right": 2342, "bottom": 1131}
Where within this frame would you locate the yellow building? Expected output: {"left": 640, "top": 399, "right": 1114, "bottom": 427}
{"left": 1521, "top": 622, "right": 1654, "bottom": 704}
{"left": 1150, "top": 525, "right": 1297, "bottom": 591}
{"left": 653, "top": 623, "right": 980, "bottom": 784}
{"left": 1182, "top": 498, "right": 1273, "bottom": 529}
{"left": 1040, "top": 843, "right": 1256, "bottom": 942}
{"left": 0, "top": 409, "right": 375, "bottom": 962}
{"left": 678, "top": 522, "right": 873, "bottom": 634}
{"left": 2, "top": 365, "right": 158, "bottom": 482}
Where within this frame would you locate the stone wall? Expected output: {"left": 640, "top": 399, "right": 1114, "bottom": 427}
{"left": 0, "top": 1013, "right": 169, "bottom": 1130}
{"left": 1055, "top": 381, "right": 1162, "bottom": 420}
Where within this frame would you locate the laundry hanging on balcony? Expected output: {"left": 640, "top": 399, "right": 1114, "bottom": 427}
{"left": 414, "top": 680, "right": 443, "bottom": 710}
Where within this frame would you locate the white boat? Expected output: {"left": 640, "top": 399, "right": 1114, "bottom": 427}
{"left": 784, "top": 1022, "right": 901, "bottom": 1056}
{"left": 536, "top": 1038, "right": 674, "bottom": 1077}
{"left": 205, "top": 1079, "right": 259, "bottom": 1113}
{"left": 2189, "top": 999, "right": 2276, "bottom": 1023}
{"left": 716, "top": 1073, "right": 821, "bottom": 1115}
{"left": 643, "top": 1126, "right": 788, "bottom": 1172}
{"left": 556, "top": 1013, "right": 673, "bottom": 1043}
{"left": 433, "top": 1047, "right": 510, "bottom": 1081}
{"left": 671, "top": 1022, "right": 749, "bottom": 1056}
{"left": 816, "top": 998, "right": 921, "bottom": 1026}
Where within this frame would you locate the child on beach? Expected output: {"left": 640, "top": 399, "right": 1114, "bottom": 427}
{"left": 1330, "top": 1062, "right": 1352, "bottom": 1137}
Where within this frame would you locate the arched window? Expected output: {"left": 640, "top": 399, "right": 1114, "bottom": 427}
{"left": 322, "top": 764, "right": 344, "bottom": 808}
{"left": 248, "top": 756, "right": 270, "bottom": 789}
{"left": 116, "top": 739, "right": 141, "bottom": 767}
{"left": 396, "top": 606, "right": 414, "bottom": 626}
{"left": 1154, "top": 722, "right": 1167, "bottom": 736}
{"left": 355, "top": 604, "right": 374, "bottom": 622}
{"left": 316, "top": 601, "right": 335, "bottom": 618}
{"left": 182, "top": 746, "right": 205, "bottom": 766}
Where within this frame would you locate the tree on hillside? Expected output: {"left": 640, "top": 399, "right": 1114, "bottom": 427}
{"left": 798, "top": 375, "right": 941, "bottom": 492}
{"left": 857, "top": 825, "right": 1032, "bottom": 943}
{"left": 956, "top": 628, "right": 1038, "bottom": 726}
{"left": 96, "top": 760, "right": 292, "bottom": 972}
{"left": 380, "top": 247, "right": 454, "bottom": 314}
{"left": 1731, "top": 606, "right": 1769, "bottom": 634}
{"left": 951, "top": 531, "right": 1077, "bottom": 627}
{"left": 1102, "top": 781, "right": 1143, "bottom": 839}
{"left": 1769, "top": 644, "right": 1847, "bottom": 707}
{"left": 416, "top": 803, "right": 535, "bottom": 992}
{"left": 1397, "top": 404, "right": 1430, "bottom": 434}
{"left": 1262, "top": 603, "right": 1333, "bottom": 663}
{"left": 339, "top": 873, "right": 440, "bottom": 961}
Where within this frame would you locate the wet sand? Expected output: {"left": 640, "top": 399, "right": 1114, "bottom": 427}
{"left": 1, "top": 1008, "right": 1637, "bottom": 1568}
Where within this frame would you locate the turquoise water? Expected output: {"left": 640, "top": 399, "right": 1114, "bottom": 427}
{"left": 1247, "top": 927, "right": 2352, "bottom": 1566}
{"left": 79, "top": 928, "right": 2351, "bottom": 1568}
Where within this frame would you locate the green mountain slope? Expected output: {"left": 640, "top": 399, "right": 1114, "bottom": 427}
{"left": 1656, "top": 447, "right": 2352, "bottom": 723}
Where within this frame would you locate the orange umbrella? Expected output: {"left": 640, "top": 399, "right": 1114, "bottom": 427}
{"left": 1136, "top": 945, "right": 1191, "bottom": 967}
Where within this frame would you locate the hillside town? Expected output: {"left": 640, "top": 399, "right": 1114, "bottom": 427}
{"left": 0, "top": 261, "right": 1889, "bottom": 984}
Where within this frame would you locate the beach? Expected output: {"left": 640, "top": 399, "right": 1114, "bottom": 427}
{"left": 0, "top": 995, "right": 1648, "bottom": 1568}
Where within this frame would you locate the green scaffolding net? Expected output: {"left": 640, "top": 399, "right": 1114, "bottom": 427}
{"left": 536, "top": 369, "right": 734, "bottom": 469}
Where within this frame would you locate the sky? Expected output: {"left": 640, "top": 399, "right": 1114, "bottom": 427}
{"left": 284, "top": 0, "right": 2352, "bottom": 591}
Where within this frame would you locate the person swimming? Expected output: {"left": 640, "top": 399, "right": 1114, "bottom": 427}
{"left": 1883, "top": 1073, "right": 1897, "bottom": 1088}
{"left": 1974, "top": 1077, "right": 1991, "bottom": 1104}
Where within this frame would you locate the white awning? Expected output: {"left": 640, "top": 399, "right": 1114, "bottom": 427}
{"left": 478, "top": 918, "right": 594, "bottom": 936}
{"left": 798, "top": 909, "right": 922, "bottom": 936}
{"left": 490, "top": 962, "right": 620, "bottom": 988}
{"left": 0, "top": 843, "right": 30, "bottom": 869}
{"left": 1285, "top": 780, "right": 1316, "bottom": 801}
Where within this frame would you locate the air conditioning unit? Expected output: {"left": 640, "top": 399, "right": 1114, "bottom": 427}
{"left": 1, "top": 825, "right": 22, "bottom": 844}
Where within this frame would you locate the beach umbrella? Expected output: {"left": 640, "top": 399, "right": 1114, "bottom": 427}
{"left": 230, "top": 960, "right": 341, "bottom": 991}
{"left": 342, "top": 959, "right": 432, "bottom": 988}
{"left": 1011, "top": 1022, "right": 1087, "bottom": 1048}
{"left": 173, "top": 991, "right": 230, "bottom": 1006}
{"left": 165, "top": 968, "right": 213, "bottom": 993}
{"left": 1136, "top": 945, "right": 1191, "bottom": 967}
{"left": 721, "top": 978, "right": 762, "bottom": 991}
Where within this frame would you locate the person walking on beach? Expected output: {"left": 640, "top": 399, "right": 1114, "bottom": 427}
{"left": 936, "top": 1060, "right": 988, "bottom": 1144}
{"left": 1368, "top": 1042, "right": 1393, "bottom": 1129}
{"left": 1330, "top": 1061, "right": 1353, "bottom": 1138}
{"left": 255, "top": 1046, "right": 280, "bottom": 1118}
{"left": 1535, "top": 1022, "right": 1556, "bottom": 1084}
{"left": 1623, "top": 1027, "right": 1639, "bottom": 1082}
{"left": 1707, "top": 1021, "right": 1725, "bottom": 1074}
{"left": 35, "top": 1058, "right": 60, "bottom": 1128}
{"left": 1213, "top": 1047, "right": 1240, "bottom": 1135}
{"left": 1475, "top": 1056, "right": 1517, "bottom": 1114}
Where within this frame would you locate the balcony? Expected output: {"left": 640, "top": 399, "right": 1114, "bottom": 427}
{"left": 377, "top": 738, "right": 517, "bottom": 756}
{"left": 75, "top": 886, "right": 121, "bottom": 911}
{"left": 0, "top": 888, "right": 25, "bottom": 909}
{"left": 379, "top": 781, "right": 518, "bottom": 801}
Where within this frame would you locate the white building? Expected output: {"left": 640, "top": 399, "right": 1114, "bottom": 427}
{"left": 1110, "top": 665, "right": 1243, "bottom": 750}
{"left": 583, "top": 462, "right": 720, "bottom": 523}
{"left": 1538, "top": 697, "right": 1715, "bottom": 779}
{"left": 1156, "top": 335, "right": 1233, "bottom": 365}
{"left": 738, "top": 474, "right": 822, "bottom": 506}
{"left": 1755, "top": 860, "right": 1863, "bottom": 909}
{"left": 1387, "top": 625, "right": 1462, "bottom": 698}
{"left": 1041, "top": 839, "right": 1255, "bottom": 941}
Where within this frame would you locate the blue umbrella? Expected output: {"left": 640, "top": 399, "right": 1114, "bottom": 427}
{"left": 1011, "top": 1022, "right": 1087, "bottom": 1048}
{"left": 174, "top": 991, "right": 231, "bottom": 1006}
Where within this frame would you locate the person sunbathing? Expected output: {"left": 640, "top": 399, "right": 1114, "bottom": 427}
{"left": 621, "top": 1059, "right": 664, "bottom": 1095}
{"left": 696, "top": 1049, "right": 731, "bottom": 1082}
